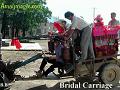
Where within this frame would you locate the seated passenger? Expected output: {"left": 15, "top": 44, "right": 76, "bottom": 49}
{"left": 36, "top": 36, "right": 64, "bottom": 77}
{"left": 48, "top": 20, "right": 67, "bottom": 54}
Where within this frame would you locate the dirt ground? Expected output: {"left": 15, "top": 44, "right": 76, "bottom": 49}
{"left": 1, "top": 40, "right": 120, "bottom": 90}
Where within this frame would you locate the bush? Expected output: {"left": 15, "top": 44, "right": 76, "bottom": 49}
{"left": 19, "top": 39, "right": 30, "bottom": 43}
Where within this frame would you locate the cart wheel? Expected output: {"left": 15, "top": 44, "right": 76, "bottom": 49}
{"left": 99, "top": 64, "right": 120, "bottom": 86}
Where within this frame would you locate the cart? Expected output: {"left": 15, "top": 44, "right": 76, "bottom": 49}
{"left": 47, "top": 22, "right": 120, "bottom": 86}
{"left": 74, "top": 23, "right": 120, "bottom": 86}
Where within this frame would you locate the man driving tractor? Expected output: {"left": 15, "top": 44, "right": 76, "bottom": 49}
{"left": 36, "top": 36, "right": 65, "bottom": 77}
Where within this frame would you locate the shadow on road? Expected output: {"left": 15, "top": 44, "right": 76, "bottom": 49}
{"left": 15, "top": 72, "right": 74, "bottom": 81}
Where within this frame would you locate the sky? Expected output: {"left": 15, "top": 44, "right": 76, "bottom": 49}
{"left": 46, "top": 0, "right": 120, "bottom": 25}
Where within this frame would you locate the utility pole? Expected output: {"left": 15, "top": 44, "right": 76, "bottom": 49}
{"left": 93, "top": 8, "right": 96, "bottom": 21}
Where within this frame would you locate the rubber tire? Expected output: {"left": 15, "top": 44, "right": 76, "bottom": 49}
{"left": 0, "top": 73, "right": 5, "bottom": 88}
{"left": 99, "top": 63, "right": 120, "bottom": 86}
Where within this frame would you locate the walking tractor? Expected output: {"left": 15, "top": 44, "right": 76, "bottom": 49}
{"left": 0, "top": 19, "right": 120, "bottom": 89}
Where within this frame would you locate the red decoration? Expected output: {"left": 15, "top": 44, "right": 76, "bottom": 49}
{"left": 92, "top": 15, "right": 120, "bottom": 57}
{"left": 11, "top": 38, "right": 22, "bottom": 50}
{"left": 53, "top": 22, "right": 64, "bottom": 34}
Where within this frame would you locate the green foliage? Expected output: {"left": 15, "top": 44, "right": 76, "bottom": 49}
{"left": 0, "top": 0, "right": 52, "bottom": 38}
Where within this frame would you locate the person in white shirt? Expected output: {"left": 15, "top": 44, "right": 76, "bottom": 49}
{"left": 108, "top": 12, "right": 120, "bottom": 27}
{"left": 64, "top": 11, "right": 95, "bottom": 63}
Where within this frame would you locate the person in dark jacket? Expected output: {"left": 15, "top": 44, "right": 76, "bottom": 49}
{"left": 36, "top": 36, "right": 64, "bottom": 77}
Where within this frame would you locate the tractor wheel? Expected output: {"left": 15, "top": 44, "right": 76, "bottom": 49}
{"left": 99, "top": 63, "right": 120, "bottom": 86}
{"left": 0, "top": 73, "right": 5, "bottom": 89}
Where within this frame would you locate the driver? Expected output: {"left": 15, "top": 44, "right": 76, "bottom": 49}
{"left": 36, "top": 36, "right": 64, "bottom": 77}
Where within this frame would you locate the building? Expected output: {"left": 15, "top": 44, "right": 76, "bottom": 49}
{"left": 35, "top": 16, "right": 60, "bottom": 35}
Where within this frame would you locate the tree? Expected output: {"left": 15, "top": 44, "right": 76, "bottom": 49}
{"left": 0, "top": 0, "right": 52, "bottom": 38}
